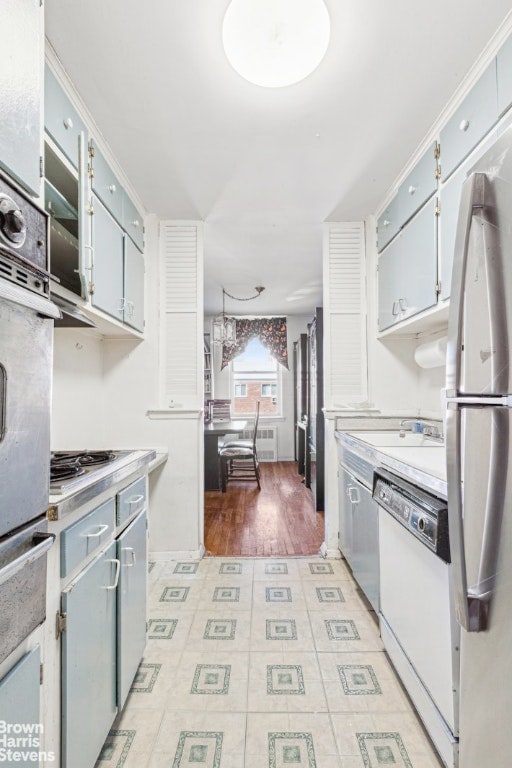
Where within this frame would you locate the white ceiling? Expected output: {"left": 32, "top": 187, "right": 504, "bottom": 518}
{"left": 45, "top": 0, "right": 512, "bottom": 316}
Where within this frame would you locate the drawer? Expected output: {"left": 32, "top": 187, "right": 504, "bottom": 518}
{"left": 44, "top": 66, "right": 87, "bottom": 168}
{"left": 60, "top": 498, "right": 115, "bottom": 578}
{"left": 117, "top": 476, "right": 146, "bottom": 526}
{"left": 497, "top": 34, "right": 512, "bottom": 116}
{"left": 440, "top": 61, "right": 498, "bottom": 181}
{"left": 122, "top": 191, "right": 144, "bottom": 252}
{"left": 377, "top": 195, "right": 400, "bottom": 252}
{"left": 397, "top": 143, "right": 438, "bottom": 227}
{"left": 90, "top": 140, "right": 124, "bottom": 226}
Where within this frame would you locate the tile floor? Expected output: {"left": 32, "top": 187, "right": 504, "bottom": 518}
{"left": 96, "top": 556, "right": 443, "bottom": 768}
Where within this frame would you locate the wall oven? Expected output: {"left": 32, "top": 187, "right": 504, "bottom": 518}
{"left": 0, "top": 169, "right": 58, "bottom": 722}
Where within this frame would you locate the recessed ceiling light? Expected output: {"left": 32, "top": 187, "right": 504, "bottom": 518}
{"left": 222, "top": 0, "right": 331, "bottom": 88}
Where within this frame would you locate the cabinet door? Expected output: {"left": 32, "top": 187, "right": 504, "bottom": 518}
{"left": 397, "top": 143, "right": 438, "bottom": 228}
{"left": 0, "top": 0, "right": 42, "bottom": 195}
{"left": 117, "top": 510, "right": 147, "bottom": 709}
{"left": 90, "top": 140, "right": 124, "bottom": 226}
{"left": 377, "top": 195, "right": 400, "bottom": 252}
{"left": 122, "top": 192, "right": 144, "bottom": 252}
{"left": 61, "top": 542, "right": 117, "bottom": 768}
{"left": 440, "top": 61, "right": 498, "bottom": 180}
{"left": 0, "top": 647, "right": 40, "bottom": 755}
{"left": 378, "top": 234, "right": 402, "bottom": 331}
{"left": 497, "top": 35, "right": 512, "bottom": 116}
{"left": 123, "top": 235, "right": 145, "bottom": 332}
{"left": 439, "top": 130, "right": 497, "bottom": 301}
{"left": 350, "top": 480, "right": 379, "bottom": 612}
{"left": 91, "top": 195, "right": 125, "bottom": 320}
{"left": 45, "top": 66, "right": 87, "bottom": 169}
{"left": 338, "top": 466, "right": 354, "bottom": 566}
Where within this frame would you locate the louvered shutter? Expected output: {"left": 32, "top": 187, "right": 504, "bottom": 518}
{"left": 160, "top": 221, "right": 203, "bottom": 407}
{"left": 323, "top": 222, "right": 368, "bottom": 407}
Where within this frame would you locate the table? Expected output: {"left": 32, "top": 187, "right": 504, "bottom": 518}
{"left": 204, "top": 420, "right": 247, "bottom": 491}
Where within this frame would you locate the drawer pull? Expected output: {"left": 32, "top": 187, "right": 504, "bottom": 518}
{"left": 459, "top": 119, "right": 470, "bottom": 132}
{"left": 348, "top": 486, "right": 360, "bottom": 504}
{"left": 132, "top": 219, "right": 140, "bottom": 228}
{"left": 108, "top": 183, "right": 117, "bottom": 194}
{"left": 122, "top": 547, "right": 136, "bottom": 567}
{"left": 399, "top": 297, "right": 408, "bottom": 312}
{"left": 392, "top": 300, "right": 400, "bottom": 316}
{"left": 104, "top": 558, "right": 121, "bottom": 590}
{"left": 63, "top": 117, "right": 74, "bottom": 130}
{"left": 86, "top": 524, "right": 109, "bottom": 539}
{"left": 128, "top": 494, "right": 144, "bottom": 506}
{"left": 382, "top": 219, "right": 391, "bottom": 227}
{"left": 408, "top": 185, "right": 416, "bottom": 195}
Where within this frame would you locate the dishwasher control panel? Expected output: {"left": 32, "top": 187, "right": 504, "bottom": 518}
{"left": 373, "top": 469, "right": 450, "bottom": 562}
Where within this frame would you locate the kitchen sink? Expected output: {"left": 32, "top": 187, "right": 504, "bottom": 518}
{"left": 347, "top": 431, "right": 443, "bottom": 447}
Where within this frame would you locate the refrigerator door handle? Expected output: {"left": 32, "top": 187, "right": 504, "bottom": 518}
{"left": 447, "top": 403, "right": 508, "bottom": 632}
{"left": 446, "top": 172, "right": 486, "bottom": 395}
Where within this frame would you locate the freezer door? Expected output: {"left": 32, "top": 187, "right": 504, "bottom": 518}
{"left": 447, "top": 151, "right": 512, "bottom": 396}
{"left": 446, "top": 404, "right": 512, "bottom": 767}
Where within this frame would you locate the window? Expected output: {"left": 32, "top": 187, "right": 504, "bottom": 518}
{"left": 231, "top": 337, "right": 280, "bottom": 416}
{"left": 261, "top": 383, "right": 277, "bottom": 397}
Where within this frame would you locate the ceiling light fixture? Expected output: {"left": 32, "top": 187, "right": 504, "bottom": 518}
{"left": 222, "top": 0, "right": 330, "bottom": 88}
{"left": 212, "top": 286, "right": 265, "bottom": 346}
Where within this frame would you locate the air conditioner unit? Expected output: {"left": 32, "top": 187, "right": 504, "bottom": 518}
{"left": 241, "top": 427, "right": 278, "bottom": 462}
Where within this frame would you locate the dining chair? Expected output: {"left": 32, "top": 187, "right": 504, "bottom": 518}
{"left": 219, "top": 401, "right": 261, "bottom": 491}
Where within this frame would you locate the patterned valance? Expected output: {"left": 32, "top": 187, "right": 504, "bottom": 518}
{"left": 221, "top": 317, "right": 289, "bottom": 370}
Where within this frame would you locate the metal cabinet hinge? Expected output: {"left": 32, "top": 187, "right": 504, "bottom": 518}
{"left": 434, "top": 142, "right": 441, "bottom": 160}
{"left": 39, "top": 155, "right": 44, "bottom": 178}
{"left": 435, "top": 282, "right": 442, "bottom": 295}
{"left": 56, "top": 611, "right": 67, "bottom": 639}
{"left": 434, "top": 166, "right": 441, "bottom": 180}
{"left": 89, "top": 282, "right": 95, "bottom": 295}
{"left": 40, "top": 663, "right": 44, "bottom": 684}
{"left": 47, "top": 505, "right": 58, "bottom": 521}
{"left": 87, "top": 202, "right": 94, "bottom": 215}
{"left": 88, "top": 164, "right": 94, "bottom": 179}
{"left": 88, "top": 144, "right": 95, "bottom": 158}
{"left": 435, "top": 202, "right": 441, "bottom": 216}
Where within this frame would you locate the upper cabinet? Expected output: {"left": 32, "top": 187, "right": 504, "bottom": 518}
{"left": 0, "top": 0, "right": 43, "bottom": 195}
{"left": 44, "top": 66, "right": 146, "bottom": 336}
{"left": 439, "top": 61, "right": 498, "bottom": 181}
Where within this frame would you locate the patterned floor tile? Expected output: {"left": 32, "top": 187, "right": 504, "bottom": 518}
{"left": 253, "top": 559, "right": 301, "bottom": 580}
{"left": 310, "top": 610, "right": 383, "bottom": 653}
{"left": 150, "top": 712, "right": 246, "bottom": 767}
{"left": 96, "top": 729, "right": 135, "bottom": 768}
{"left": 251, "top": 610, "right": 315, "bottom": 652}
{"left": 164, "top": 651, "right": 249, "bottom": 713}
{"left": 248, "top": 652, "right": 326, "bottom": 714}
{"left": 246, "top": 713, "right": 339, "bottom": 768}
{"left": 186, "top": 610, "right": 252, "bottom": 651}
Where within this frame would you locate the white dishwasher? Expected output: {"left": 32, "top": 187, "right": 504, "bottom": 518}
{"left": 374, "top": 469, "right": 459, "bottom": 768}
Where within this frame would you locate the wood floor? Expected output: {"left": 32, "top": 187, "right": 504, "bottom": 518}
{"left": 204, "top": 461, "right": 325, "bottom": 556}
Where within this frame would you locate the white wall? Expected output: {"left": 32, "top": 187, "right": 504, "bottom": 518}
{"left": 205, "top": 313, "right": 311, "bottom": 460}
{"left": 51, "top": 215, "right": 203, "bottom": 558}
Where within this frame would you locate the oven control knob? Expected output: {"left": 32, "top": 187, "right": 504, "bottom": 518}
{"left": 418, "top": 516, "right": 426, "bottom": 533}
{"left": 0, "top": 194, "right": 26, "bottom": 247}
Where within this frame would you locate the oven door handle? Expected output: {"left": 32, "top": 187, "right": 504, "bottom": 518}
{"left": 0, "top": 532, "right": 55, "bottom": 589}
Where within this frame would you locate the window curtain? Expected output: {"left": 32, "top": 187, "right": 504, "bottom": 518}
{"left": 221, "top": 317, "right": 289, "bottom": 370}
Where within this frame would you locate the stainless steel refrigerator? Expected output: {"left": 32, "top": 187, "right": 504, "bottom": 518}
{"left": 446, "top": 125, "right": 512, "bottom": 768}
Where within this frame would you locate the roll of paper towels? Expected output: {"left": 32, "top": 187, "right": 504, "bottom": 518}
{"left": 414, "top": 336, "right": 447, "bottom": 368}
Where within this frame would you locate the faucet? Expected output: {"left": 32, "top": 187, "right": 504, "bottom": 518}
{"left": 399, "top": 418, "right": 443, "bottom": 440}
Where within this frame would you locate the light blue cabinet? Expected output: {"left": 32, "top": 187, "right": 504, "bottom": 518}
{"left": 124, "top": 236, "right": 145, "bottom": 332}
{"left": 91, "top": 195, "right": 125, "bottom": 321}
{"left": 90, "top": 140, "right": 124, "bottom": 226}
{"left": 439, "top": 130, "right": 497, "bottom": 301}
{"left": 0, "top": 0, "right": 43, "bottom": 195}
{"left": 122, "top": 192, "right": 144, "bottom": 252}
{"left": 0, "top": 646, "right": 40, "bottom": 768}
{"left": 377, "top": 196, "right": 400, "bottom": 252}
{"left": 117, "top": 510, "right": 147, "bottom": 709}
{"left": 397, "top": 143, "right": 438, "bottom": 227}
{"left": 440, "top": 61, "right": 498, "bottom": 181}
{"left": 378, "top": 201, "right": 437, "bottom": 331}
{"left": 497, "top": 34, "right": 512, "bottom": 116}
{"left": 338, "top": 465, "right": 354, "bottom": 565}
{"left": 45, "top": 66, "right": 87, "bottom": 169}
{"left": 61, "top": 542, "right": 117, "bottom": 768}
{"left": 60, "top": 498, "right": 116, "bottom": 578}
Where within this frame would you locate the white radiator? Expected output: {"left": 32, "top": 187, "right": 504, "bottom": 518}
{"left": 241, "top": 427, "right": 278, "bottom": 462}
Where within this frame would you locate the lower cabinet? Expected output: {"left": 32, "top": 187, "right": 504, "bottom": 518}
{"left": 61, "top": 542, "right": 118, "bottom": 768}
{"left": 338, "top": 464, "right": 379, "bottom": 612}
{"left": 0, "top": 646, "right": 41, "bottom": 766}
{"left": 117, "top": 510, "right": 147, "bottom": 709}
{"left": 60, "top": 483, "right": 148, "bottom": 768}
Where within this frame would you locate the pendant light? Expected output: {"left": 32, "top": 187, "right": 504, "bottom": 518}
{"left": 211, "top": 286, "right": 265, "bottom": 346}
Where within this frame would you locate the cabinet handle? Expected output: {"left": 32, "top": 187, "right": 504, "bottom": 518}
{"left": 408, "top": 185, "right": 416, "bottom": 195}
{"left": 347, "top": 485, "right": 360, "bottom": 504}
{"left": 132, "top": 219, "right": 140, "bottom": 228}
{"left": 108, "top": 183, "right": 117, "bottom": 194}
{"left": 104, "top": 558, "right": 121, "bottom": 590}
{"left": 459, "top": 119, "right": 470, "bottom": 132}
{"left": 122, "top": 547, "right": 136, "bottom": 567}
{"left": 117, "top": 297, "right": 127, "bottom": 313}
{"left": 86, "top": 524, "right": 109, "bottom": 539}
{"left": 128, "top": 494, "right": 144, "bottom": 506}
{"left": 63, "top": 117, "right": 74, "bottom": 130}
{"left": 126, "top": 300, "right": 135, "bottom": 318}
{"left": 392, "top": 300, "right": 400, "bottom": 316}
{"left": 383, "top": 219, "right": 391, "bottom": 227}
{"left": 399, "top": 297, "right": 407, "bottom": 312}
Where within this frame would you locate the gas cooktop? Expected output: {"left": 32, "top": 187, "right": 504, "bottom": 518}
{"left": 50, "top": 450, "right": 131, "bottom": 492}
